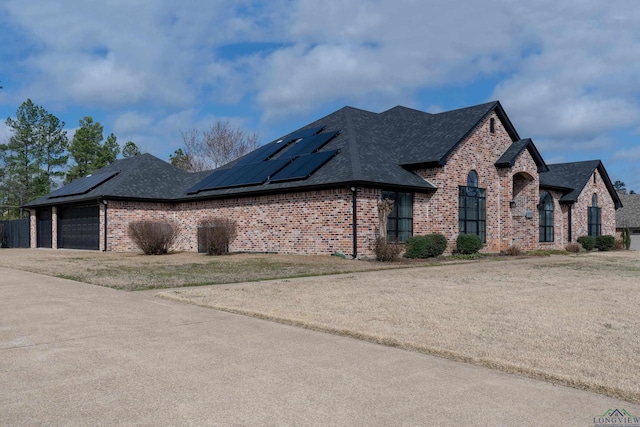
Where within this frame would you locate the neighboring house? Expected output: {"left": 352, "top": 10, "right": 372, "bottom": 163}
{"left": 616, "top": 193, "right": 640, "bottom": 250}
{"left": 23, "top": 101, "right": 622, "bottom": 256}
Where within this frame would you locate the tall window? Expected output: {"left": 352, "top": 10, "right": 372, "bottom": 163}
{"left": 588, "top": 193, "right": 601, "bottom": 237}
{"left": 459, "top": 171, "right": 486, "bottom": 242}
{"left": 539, "top": 192, "right": 554, "bottom": 242}
{"left": 382, "top": 191, "right": 413, "bottom": 242}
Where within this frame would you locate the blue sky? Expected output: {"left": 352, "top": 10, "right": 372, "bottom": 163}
{"left": 1, "top": 1, "right": 639, "bottom": 191}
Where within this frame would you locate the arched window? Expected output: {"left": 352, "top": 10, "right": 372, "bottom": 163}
{"left": 588, "top": 193, "right": 601, "bottom": 236}
{"left": 459, "top": 170, "right": 486, "bottom": 242}
{"left": 467, "top": 170, "right": 478, "bottom": 188}
{"left": 539, "top": 192, "right": 554, "bottom": 242}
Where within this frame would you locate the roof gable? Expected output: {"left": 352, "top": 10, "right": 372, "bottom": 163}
{"left": 396, "top": 101, "right": 520, "bottom": 168}
{"left": 539, "top": 160, "right": 622, "bottom": 208}
{"left": 495, "top": 138, "right": 549, "bottom": 172}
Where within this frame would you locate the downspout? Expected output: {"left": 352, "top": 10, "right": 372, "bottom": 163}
{"left": 351, "top": 186, "right": 358, "bottom": 259}
{"left": 567, "top": 204, "right": 572, "bottom": 242}
{"left": 102, "top": 199, "right": 108, "bottom": 252}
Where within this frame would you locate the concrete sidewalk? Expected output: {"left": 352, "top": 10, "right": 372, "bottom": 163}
{"left": 1, "top": 267, "right": 637, "bottom": 426}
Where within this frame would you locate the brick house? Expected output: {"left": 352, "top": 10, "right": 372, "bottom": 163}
{"left": 24, "top": 101, "right": 622, "bottom": 256}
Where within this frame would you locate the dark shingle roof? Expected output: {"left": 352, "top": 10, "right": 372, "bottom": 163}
{"left": 539, "top": 160, "right": 622, "bottom": 208}
{"left": 27, "top": 101, "right": 617, "bottom": 210}
{"left": 616, "top": 194, "right": 640, "bottom": 228}
{"left": 393, "top": 101, "right": 519, "bottom": 167}
{"left": 495, "top": 138, "right": 549, "bottom": 172}
{"left": 24, "top": 154, "right": 200, "bottom": 208}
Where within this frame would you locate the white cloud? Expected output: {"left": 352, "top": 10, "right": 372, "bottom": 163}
{"left": 491, "top": 2, "right": 640, "bottom": 141}
{"left": 612, "top": 146, "right": 640, "bottom": 162}
{"left": 113, "top": 111, "right": 154, "bottom": 136}
{"left": 253, "top": 0, "right": 530, "bottom": 120}
{"left": 1, "top": 0, "right": 639, "bottom": 176}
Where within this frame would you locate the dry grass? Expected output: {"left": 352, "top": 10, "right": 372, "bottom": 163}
{"left": 158, "top": 251, "right": 640, "bottom": 403}
{"left": 0, "top": 249, "right": 427, "bottom": 290}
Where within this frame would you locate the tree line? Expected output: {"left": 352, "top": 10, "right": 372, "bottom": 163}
{"left": 0, "top": 99, "right": 141, "bottom": 219}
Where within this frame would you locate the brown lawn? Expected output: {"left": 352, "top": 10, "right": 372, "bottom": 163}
{"left": 156, "top": 251, "right": 640, "bottom": 403}
{"left": 1, "top": 248, "right": 638, "bottom": 402}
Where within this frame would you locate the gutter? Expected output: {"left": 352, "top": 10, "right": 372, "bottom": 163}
{"left": 568, "top": 205, "right": 572, "bottom": 242}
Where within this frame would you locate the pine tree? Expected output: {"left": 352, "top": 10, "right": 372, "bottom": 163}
{"left": 0, "top": 99, "right": 68, "bottom": 217}
{"left": 66, "top": 117, "right": 120, "bottom": 183}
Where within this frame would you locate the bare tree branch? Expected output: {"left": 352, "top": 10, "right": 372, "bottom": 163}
{"left": 175, "top": 121, "right": 260, "bottom": 172}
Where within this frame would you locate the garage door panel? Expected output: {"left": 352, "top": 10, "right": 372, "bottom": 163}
{"left": 58, "top": 206, "right": 99, "bottom": 250}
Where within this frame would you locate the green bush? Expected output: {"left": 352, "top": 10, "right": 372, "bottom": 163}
{"left": 595, "top": 235, "right": 616, "bottom": 251}
{"left": 405, "top": 234, "right": 448, "bottom": 258}
{"left": 456, "top": 234, "right": 482, "bottom": 254}
{"left": 373, "top": 238, "right": 403, "bottom": 262}
{"left": 577, "top": 235, "right": 596, "bottom": 251}
{"left": 128, "top": 220, "right": 178, "bottom": 255}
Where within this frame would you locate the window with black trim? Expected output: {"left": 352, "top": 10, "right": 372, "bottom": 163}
{"left": 490, "top": 118, "right": 495, "bottom": 133}
{"left": 381, "top": 191, "right": 413, "bottom": 242}
{"left": 588, "top": 193, "right": 601, "bottom": 237}
{"left": 459, "top": 171, "right": 486, "bottom": 242}
{"left": 539, "top": 192, "right": 554, "bottom": 242}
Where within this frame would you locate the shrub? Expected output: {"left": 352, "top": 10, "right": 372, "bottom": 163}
{"left": 595, "top": 235, "right": 616, "bottom": 252}
{"left": 456, "top": 234, "right": 482, "bottom": 254}
{"left": 503, "top": 245, "right": 524, "bottom": 256}
{"left": 405, "top": 234, "right": 448, "bottom": 258}
{"left": 622, "top": 227, "right": 631, "bottom": 250}
{"left": 128, "top": 220, "right": 178, "bottom": 255}
{"left": 373, "top": 238, "right": 403, "bottom": 262}
{"left": 577, "top": 235, "right": 596, "bottom": 251}
{"left": 565, "top": 242, "right": 582, "bottom": 253}
{"left": 198, "top": 217, "right": 238, "bottom": 255}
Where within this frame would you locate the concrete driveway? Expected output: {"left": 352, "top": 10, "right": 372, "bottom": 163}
{"left": 1, "top": 267, "right": 638, "bottom": 426}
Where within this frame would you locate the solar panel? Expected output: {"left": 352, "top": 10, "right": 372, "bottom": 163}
{"left": 270, "top": 150, "right": 339, "bottom": 183}
{"left": 283, "top": 130, "right": 339, "bottom": 158}
{"left": 186, "top": 168, "right": 233, "bottom": 194}
{"left": 233, "top": 141, "right": 290, "bottom": 166}
{"left": 189, "top": 158, "right": 293, "bottom": 192}
{"left": 48, "top": 171, "right": 119, "bottom": 199}
{"left": 234, "top": 126, "right": 325, "bottom": 166}
{"left": 220, "top": 157, "right": 292, "bottom": 188}
{"left": 278, "top": 126, "right": 324, "bottom": 145}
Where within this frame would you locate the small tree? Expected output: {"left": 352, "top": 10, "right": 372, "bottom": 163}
{"left": 377, "top": 198, "right": 394, "bottom": 242}
{"left": 198, "top": 217, "right": 237, "bottom": 255}
{"left": 622, "top": 227, "right": 631, "bottom": 250}
{"left": 128, "top": 221, "right": 178, "bottom": 255}
{"left": 373, "top": 198, "right": 401, "bottom": 261}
